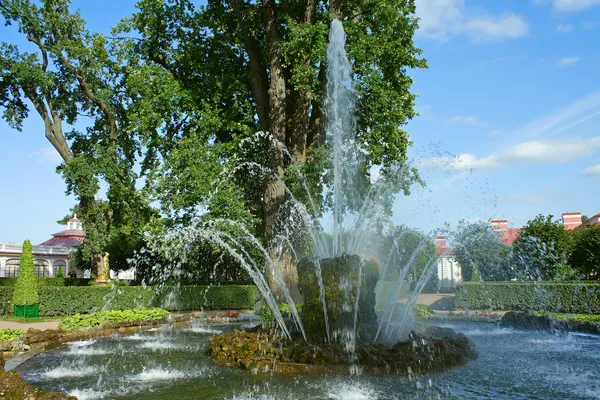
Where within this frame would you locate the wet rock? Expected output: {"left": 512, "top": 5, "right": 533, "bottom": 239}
{"left": 501, "top": 311, "right": 600, "bottom": 334}
{"left": 297, "top": 255, "right": 379, "bottom": 344}
{"left": 500, "top": 311, "right": 554, "bottom": 331}
{"left": 0, "top": 340, "right": 11, "bottom": 352}
{"left": 0, "top": 368, "right": 76, "bottom": 399}
{"left": 208, "top": 326, "right": 476, "bottom": 375}
{"left": 424, "top": 326, "right": 460, "bottom": 339}
{"left": 23, "top": 329, "right": 61, "bottom": 345}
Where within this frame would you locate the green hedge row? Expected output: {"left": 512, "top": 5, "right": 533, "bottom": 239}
{"left": 456, "top": 282, "right": 600, "bottom": 313}
{"left": 0, "top": 278, "right": 95, "bottom": 287}
{"left": 0, "top": 285, "right": 259, "bottom": 317}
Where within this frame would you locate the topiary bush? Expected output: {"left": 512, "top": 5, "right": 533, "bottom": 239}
{"left": 55, "top": 267, "right": 64, "bottom": 279}
{"left": 12, "top": 239, "right": 39, "bottom": 305}
{"left": 456, "top": 282, "right": 600, "bottom": 313}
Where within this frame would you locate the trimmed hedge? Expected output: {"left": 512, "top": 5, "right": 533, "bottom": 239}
{"left": 456, "top": 282, "right": 600, "bottom": 313}
{"left": 0, "top": 285, "right": 259, "bottom": 317}
{"left": 0, "top": 287, "right": 12, "bottom": 315}
{"left": 0, "top": 278, "right": 96, "bottom": 287}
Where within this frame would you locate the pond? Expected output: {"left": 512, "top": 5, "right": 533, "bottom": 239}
{"left": 16, "top": 321, "right": 600, "bottom": 399}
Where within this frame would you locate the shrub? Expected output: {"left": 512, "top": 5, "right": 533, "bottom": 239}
{"left": 0, "top": 328, "right": 24, "bottom": 341}
{"left": 0, "top": 285, "right": 259, "bottom": 316}
{"left": 256, "top": 303, "right": 303, "bottom": 322}
{"left": 55, "top": 267, "right": 64, "bottom": 279}
{"left": 414, "top": 304, "right": 433, "bottom": 319}
{"left": 456, "top": 282, "right": 600, "bottom": 313}
{"left": 0, "top": 287, "right": 12, "bottom": 315}
{"left": 59, "top": 308, "right": 170, "bottom": 332}
{"left": 12, "top": 240, "right": 39, "bottom": 305}
{"left": 32, "top": 285, "right": 258, "bottom": 317}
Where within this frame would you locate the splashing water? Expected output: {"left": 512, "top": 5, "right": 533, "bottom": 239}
{"left": 131, "top": 19, "right": 444, "bottom": 353}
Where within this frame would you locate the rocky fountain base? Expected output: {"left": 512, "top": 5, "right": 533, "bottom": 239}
{"left": 209, "top": 255, "right": 476, "bottom": 375}
{"left": 208, "top": 325, "right": 476, "bottom": 375}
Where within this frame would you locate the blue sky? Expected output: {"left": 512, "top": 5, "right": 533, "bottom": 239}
{"left": 1, "top": 0, "right": 600, "bottom": 243}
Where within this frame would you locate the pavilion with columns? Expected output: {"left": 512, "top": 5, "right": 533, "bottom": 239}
{"left": 0, "top": 215, "right": 86, "bottom": 278}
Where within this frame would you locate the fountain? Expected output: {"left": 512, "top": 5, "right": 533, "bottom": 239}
{"left": 194, "top": 19, "right": 476, "bottom": 374}
{"left": 9, "top": 18, "right": 600, "bottom": 400}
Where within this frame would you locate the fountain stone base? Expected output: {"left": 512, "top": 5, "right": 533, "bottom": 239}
{"left": 297, "top": 254, "right": 379, "bottom": 344}
{"left": 208, "top": 326, "right": 476, "bottom": 375}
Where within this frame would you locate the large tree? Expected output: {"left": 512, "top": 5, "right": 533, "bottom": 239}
{"left": 118, "top": 0, "right": 426, "bottom": 240}
{"left": 452, "top": 221, "right": 513, "bottom": 282}
{"left": 512, "top": 215, "right": 573, "bottom": 281}
{"left": 569, "top": 225, "right": 600, "bottom": 280}
{"left": 0, "top": 0, "right": 154, "bottom": 271}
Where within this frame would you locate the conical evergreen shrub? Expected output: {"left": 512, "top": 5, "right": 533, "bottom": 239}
{"left": 12, "top": 239, "right": 39, "bottom": 305}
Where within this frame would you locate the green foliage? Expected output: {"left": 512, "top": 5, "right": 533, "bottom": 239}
{"left": 0, "top": 287, "right": 12, "bottom": 315}
{"left": 453, "top": 221, "right": 513, "bottom": 281}
{"left": 512, "top": 215, "right": 573, "bottom": 281}
{"left": 0, "top": 328, "right": 24, "bottom": 342}
{"left": 380, "top": 225, "right": 438, "bottom": 292}
{"left": 414, "top": 304, "right": 433, "bottom": 320}
{"left": 12, "top": 240, "right": 39, "bottom": 305}
{"left": 40, "top": 286, "right": 154, "bottom": 316}
{"left": 59, "top": 308, "right": 170, "bottom": 332}
{"left": 55, "top": 267, "right": 64, "bottom": 279}
{"left": 256, "top": 303, "right": 303, "bottom": 323}
{"left": 535, "top": 311, "right": 600, "bottom": 323}
{"left": 115, "top": 0, "right": 426, "bottom": 237}
{"left": 569, "top": 225, "right": 600, "bottom": 280}
{"left": 14, "top": 285, "right": 259, "bottom": 317}
{"left": 1, "top": 0, "right": 157, "bottom": 271}
{"left": 456, "top": 282, "right": 600, "bottom": 313}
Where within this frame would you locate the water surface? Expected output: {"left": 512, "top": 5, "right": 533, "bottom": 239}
{"left": 17, "top": 322, "right": 600, "bottom": 399}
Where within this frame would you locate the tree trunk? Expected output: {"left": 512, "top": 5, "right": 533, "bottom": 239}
{"left": 262, "top": 0, "right": 287, "bottom": 242}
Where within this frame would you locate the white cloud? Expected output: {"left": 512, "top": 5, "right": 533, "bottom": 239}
{"left": 557, "top": 56, "right": 581, "bottom": 67}
{"left": 446, "top": 115, "right": 484, "bottom": 126}
{"left": 583, "top": 164, "right": 600, "bottom": 176}
{"left": 553, "top": 0, "right": 600, "bottom": 12}
{"left": 557, "top": 23, "right": 574, "bottom": 32}
{"left": 29, "top": 147, "right": 63, "bottom": 164}
{"left": 512, "top": 90, "right": 600, "bottom": 138}
{"left": 428, "top": 136, "right": 600, "bottom": 170}
{"left": 489, "top": 129, "right": 504, "bottom": 136}
{"left": 505, "top": 189, "right": 552, "bottom": 204}
{"left": 415, "top": 0, "right": 529, "bottom": 41}
{"left": 461, "top": 14, "right": 529, "bottom": 42}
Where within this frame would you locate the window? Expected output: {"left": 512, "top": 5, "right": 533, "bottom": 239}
{"left": 53, "top": 260, "right": 67, "bottom": 277}
{"left": 5, "top": 259, "right": 20, "bottom": 277}
{"left": 34, "top": 259, "right": 50, "bottom": 277}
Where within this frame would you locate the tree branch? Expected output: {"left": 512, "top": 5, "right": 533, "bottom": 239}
{"left": 231, "top": 0, "right": 270, "bottom": 131}
{"left": 58, "top": 52, "right": 118, "bottom": 148}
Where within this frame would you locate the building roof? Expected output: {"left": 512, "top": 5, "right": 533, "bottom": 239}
{"left": 500, "top": 228, "right": 521, "bottom": 245}
{"left": 39, "top": 229, "right": 85, "bottom": 247}
{"left": 38, "top": 214, "right": 85, "bottom": 248}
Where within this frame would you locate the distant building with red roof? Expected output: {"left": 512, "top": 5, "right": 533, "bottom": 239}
{"left": 491, "top": 219, "right": 521, "bottom": 245}
{"left": 582, "top": 213, "right": 600, "bottom": 228}
{"left": 39, "top": 215, "right": 86, "bottom": 247}
{"left": 0, "top": 215, "right": 86, "bottom": 278}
